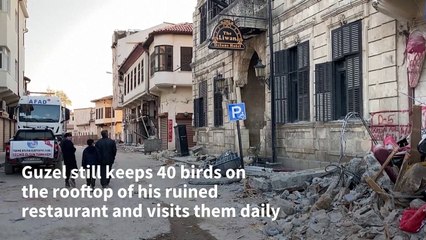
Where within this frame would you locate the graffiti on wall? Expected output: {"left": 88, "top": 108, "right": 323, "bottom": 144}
{"left": 369, "top": 107, "right": 426, "bottom": 141}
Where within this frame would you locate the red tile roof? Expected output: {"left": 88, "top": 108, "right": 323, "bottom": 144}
{"left": 152, "top": 22, "right": 193, "bottom": 35}
{"left": 144, "top": 23, "right": 193, "bottom": 47}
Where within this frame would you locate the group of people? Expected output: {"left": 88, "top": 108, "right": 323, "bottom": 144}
{"left": 60, "top": 130, "right": 117, "bottom": 189}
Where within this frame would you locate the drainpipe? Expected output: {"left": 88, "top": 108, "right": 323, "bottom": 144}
{"left": 268, "top": 0, "right": 276, "bottom": 163}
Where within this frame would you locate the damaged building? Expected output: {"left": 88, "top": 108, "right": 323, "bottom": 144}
{"left": 192, "top": 0, "right": 426, "bottom": 169}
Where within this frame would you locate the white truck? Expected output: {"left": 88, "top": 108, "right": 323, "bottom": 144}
{"left": 4, "top": 129, "right": 62, "bottom": 174}
{"left": 16, "top": 96, "right": 70, "bottom": 137}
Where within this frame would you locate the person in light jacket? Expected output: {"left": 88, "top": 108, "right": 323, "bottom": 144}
{"left": 95, "top": 130, "right": 117, "bottom": 188}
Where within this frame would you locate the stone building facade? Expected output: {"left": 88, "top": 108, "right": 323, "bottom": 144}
{"left": 192, "top": 0, "right": 419, "bottom": 169}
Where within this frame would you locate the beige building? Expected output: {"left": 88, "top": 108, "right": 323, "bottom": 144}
{"left": 192, "top": 0, "right": 422, "bottom": 169}
{"left": 0, "top": 0, "right": 29, "bottom": 150}
{"left": 117, "top": 23, "right": 195, "bottom": 150}
{"left": 91, "top": 96, "right": 123, "bottom": 141}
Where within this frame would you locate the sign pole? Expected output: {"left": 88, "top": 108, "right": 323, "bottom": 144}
{"left": 228, "top": 102, "right": 246, "bottom": 169}
{"left": 236, "top": 120, "right": 244, "bottom": 169}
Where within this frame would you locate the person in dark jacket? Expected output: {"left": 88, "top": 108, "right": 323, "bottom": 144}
{"left": 95, "top": 130, "right": 117, "bottom": 188}
{"left": 82, "top": 139, "right": 99, "bottom": 189}
{"left": 61, "top": 132, "right": 77, "bottom": 188}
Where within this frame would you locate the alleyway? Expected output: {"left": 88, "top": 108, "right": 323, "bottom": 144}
{"left": 0, "top": 147, "right": 265, "bottom": 240}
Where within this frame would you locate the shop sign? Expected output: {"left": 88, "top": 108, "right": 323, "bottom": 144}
{"left": 209, "top": 19, "right": 245, "bottom": 50}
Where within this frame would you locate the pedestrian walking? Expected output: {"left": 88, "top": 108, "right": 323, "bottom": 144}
{"left": 61, "top": 132, "right": 77, "bottom": 187}
{"left": 82, "top": 139, "right": 100, "bottom": 189}
{"left": 95, "top": 130, "right": 117, "bottom": 188}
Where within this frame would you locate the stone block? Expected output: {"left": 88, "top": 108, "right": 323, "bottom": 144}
{"left": 270, "top": 168, "right": 327, "bottom": 191}
{"left": 369, "top": 51, "right": 396, "bottom": 71}
{"left": 368, "top": 36, "right": 396, "bottom": 57}
{"left": 368, "top": 21, "right": 396, "bottom": 43}
{"left": 368, "top": 66, "right": 397, "bottom": 85}
{"left": 249, "top": 177, "right": 272, "bottom": 192}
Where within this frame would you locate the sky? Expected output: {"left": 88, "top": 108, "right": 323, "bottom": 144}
{"left": 25, "top": 0, "right": 197, "bottom": 109}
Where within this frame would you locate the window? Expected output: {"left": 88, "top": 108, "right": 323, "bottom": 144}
{"left": 130, "top": 70, "right": 134, "bottom": 91}
{"left": 124, "top": 76, "right": 127, "bottom": 96}
{"left": 140, "top": 60, "right": 144, "bottom": 83}
{"left": 274, "top": 41, "right": 310, "bottom": 123}
{"left": 150, "top": 45, "right": 173, "bottom": 75}
{"left": 315, "top": 20, "right": 362, "bottom": 121}
{"left": 133, "top": 68, "right": 137, "bottom": 88}
{"left": 0, "top": 0, "right": 9, "bottom": 13}
{"left": 105, "top": 107, "right": 112, "bottom": 118}
{"left": 0, "top": 47, "right": 10, "bottom": 71}
{"left": 199, "top": 3, "right": 207, "bottom": 43}
{"left": 213, "top": 78, "right": 223, "bottom": 127}
{"left": 137, "top": 63, "right": 141, "bottom": 85}
{"left": 181, "top": 47, "right": 192, "bottom": 71}
{"left": 194, "top": 80, "right": 207, "bottom": 127}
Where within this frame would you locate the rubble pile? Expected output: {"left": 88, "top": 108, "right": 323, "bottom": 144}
{"left": 249, "top": 154, "right": 426, "bottom": 239}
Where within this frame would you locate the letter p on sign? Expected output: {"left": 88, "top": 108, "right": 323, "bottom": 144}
{"left": 228, "top": 103, "right": 246, "bottom": 121}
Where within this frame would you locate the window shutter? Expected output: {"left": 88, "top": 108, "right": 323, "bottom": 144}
{"left": 342, "top": 25, "right": 351, "bottom": 56}
{"left": 346, "top": 55, "right": 362, "bottom": 114}
{"left": 275, "top": 75, "right": 288, "bottom": 124}
{"left": 315, "top": 62, "right": 333, "bottom": 121}
{"left": 350, "top": 20, "right": 361, "bottom": 54}
{"left": 297, "top": 70, "right": 310, "bottom": 121}
{"left": 213, "top": 79, "right": 223, "bottom": 127}
{"left": 193, "top": 98, "right": 204, "bottom": 127}
{"left": 332, "top": 28, "right": 343, "bottom": 60}
{"left": 199, "top": 81, "right": 208, "bottom": 127}
{"left": 297, "top": 41, "right": 309, "bottom": 69}
{"left": 297, "top": 41, "right": 310, "bottom": 121}
{"left": 275, "top": 50, "right": 289, "bottom": 124}
{"left": 274, "top": 51, "right": 281, "bottom": 74}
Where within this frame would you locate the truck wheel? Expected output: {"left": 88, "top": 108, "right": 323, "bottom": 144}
{"left": 4, "top": 162, "right": 14, "bottom": 175}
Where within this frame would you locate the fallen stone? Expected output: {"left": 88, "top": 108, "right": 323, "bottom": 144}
{"left": 354, "top": 209, "right": 383, "bottom": 227}
{"left": 248, "top": 177, "right": 271, "bottom": 192}
{"left": 282, "top": 222, "right": 293, "bottom": 235}
{"left": 308, "top": 210, "right": 330, "bottom": 233}
{"left": 287, "top": 194, "right": 298, "bottom": 201}
{"left": 263, "top": 222, "right": 281, "bottom": 236}
{"left": 329, "top": 211, "right": 344, "bottom": 223}
{"left": 410, "top": 199, "right": 426, "bottom": 209}
{"left": 275, "top": 198, "right": 295, "bottom": 215}
{"left": 270, "top": 168, "right": 327, "bottom": 191}
{"left": 280, "top": 190, "right": 290, "bottom": 199}
{"left": 189, "top": 145, "right": 203, "bottom": 155}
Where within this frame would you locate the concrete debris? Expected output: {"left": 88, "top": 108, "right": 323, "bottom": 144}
{"left": 247, "top": 154, "right": 426, "bottom": 239}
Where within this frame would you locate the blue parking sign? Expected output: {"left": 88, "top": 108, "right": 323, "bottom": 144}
{"left": 228, "top": 103, "right": 246, "bottom": 121}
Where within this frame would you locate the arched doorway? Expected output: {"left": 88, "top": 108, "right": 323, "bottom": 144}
{"left": 241, "top": 52, "right": 265, "bottom": 150}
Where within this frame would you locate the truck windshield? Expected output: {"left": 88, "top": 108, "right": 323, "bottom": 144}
{"left": 18, "top": 104, "right": 60, "bottom": 123}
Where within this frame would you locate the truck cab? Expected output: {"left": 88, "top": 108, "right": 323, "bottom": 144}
{"left": 4, "top": 129, "right": 63, "bottom": 174}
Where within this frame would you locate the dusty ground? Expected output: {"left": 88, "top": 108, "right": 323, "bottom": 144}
{"left": 0, "top": 147, "right": 267, "bottom": 240}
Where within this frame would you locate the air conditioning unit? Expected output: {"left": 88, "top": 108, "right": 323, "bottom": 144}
{"left": 1, "top": 100, "right": 6, "bottom": 111}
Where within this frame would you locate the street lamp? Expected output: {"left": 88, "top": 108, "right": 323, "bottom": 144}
{"left": 254, "top": 59, "right": 270, "bottom": 89}
{"left": 214, "top": 73, "right": 228, "bottom": 97}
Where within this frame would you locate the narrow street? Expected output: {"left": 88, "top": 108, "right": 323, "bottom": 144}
{"left": 0, "top": 147, "right": 265, "bottom": 240}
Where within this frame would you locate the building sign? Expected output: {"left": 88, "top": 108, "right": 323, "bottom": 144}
{"left": 228, "top": 103, "right": 246, "bottom": 121}
{"left": 209, "top": 19, "right": 245, "bottom": 50}
{"left": 168, "top": 119, "right": 173, "bottom": 142}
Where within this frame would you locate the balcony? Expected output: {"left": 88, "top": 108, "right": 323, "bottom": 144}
{"left": 372, "top": 0, "right": 425, "bottom": 22}
{"left": 208, "top": 0, "right": 267, "bottom": 37}
{"left": 149, "top": 71, "right": 192, "bottom": 92}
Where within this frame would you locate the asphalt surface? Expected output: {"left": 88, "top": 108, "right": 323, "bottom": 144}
{"left": 0, "top": 146, "right": 266, "bottom": 240}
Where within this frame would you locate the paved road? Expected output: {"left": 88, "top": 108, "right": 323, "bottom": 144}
{"left": 0, "top": 147, "right": 265, "bottom": 240}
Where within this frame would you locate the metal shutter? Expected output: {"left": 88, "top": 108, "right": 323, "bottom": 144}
{"left": 315, "top": 62, "right": 333, "bottom": 121}
{"left": 346, "top": 55, "right": 362, "bottom": 114}
{"left": 159, "top": 116, "right": 168, "bottom": 150}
